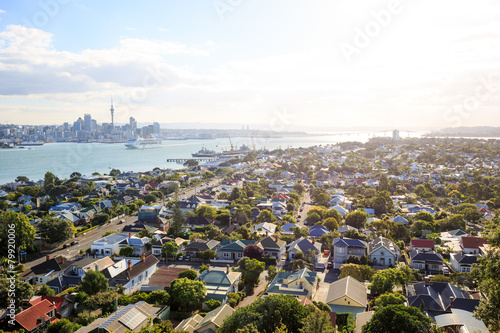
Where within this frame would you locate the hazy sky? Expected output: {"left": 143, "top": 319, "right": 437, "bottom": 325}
{"left": 0, "top": 0, "right": 499, "bottom": 130}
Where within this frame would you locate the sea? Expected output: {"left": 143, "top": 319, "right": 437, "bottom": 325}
{"left": 0, "top": 131, "right": 426, "bottom": 185}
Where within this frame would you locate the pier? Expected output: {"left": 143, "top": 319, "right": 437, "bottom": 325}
{"left": 166, "top": 158, "right": 219, "bottom": 163}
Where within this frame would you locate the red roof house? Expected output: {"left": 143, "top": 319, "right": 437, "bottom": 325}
{"left": 460, "top": 236, "right": 488, "bottom": 254}
{"left": 15, "top": 299, "right": 56, "bottom": 332}
{"left": 410, "top": 239, "right": 435, "bottom": 251}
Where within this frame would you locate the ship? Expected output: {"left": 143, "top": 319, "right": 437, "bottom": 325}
{"left": 19, "top": 141, "right": 44, "bottom": 146}
{"left": 191, "top": 146, "right": 220, "bottom": 157}
{"left": 125, "top": 136, "right": 162, "bottom": 149}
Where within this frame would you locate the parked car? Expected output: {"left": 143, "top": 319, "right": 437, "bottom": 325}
{"left": 118, "top": 219, "right": 125, "bottom": 224}
{"left": 71, "top": 241, "right": 79, "bottom": 246}
{"left": 178, "top": 255, "right": 184, "bottom": 261}
{"left": 327, "top": 261, "right": 333, "bottom": 269}
{"left": 63, "top": 244, "right": 70, "bottom": 248}
{"left": 185, "top": 255, "right": 191, "bottom": 261}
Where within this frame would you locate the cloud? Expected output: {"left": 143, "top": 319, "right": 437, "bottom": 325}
{"left": 0, "top": 25, "right": 212, "bottom": 96}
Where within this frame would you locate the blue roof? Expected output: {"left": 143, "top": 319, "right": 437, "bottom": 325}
{"left": 333, "top": 237, "right": 367, "bottom": 248}
{"left": 308, "top": 225, "right": 329, "bottom": 237}
{"left": 281, "top": 223, "right": 297, "bottom": 232}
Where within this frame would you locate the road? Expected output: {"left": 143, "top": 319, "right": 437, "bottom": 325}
{"left": 25, "top": 177, "right": 223, "bottom": 269}
{"left": 26, "top": 213, "right": 139, "bottom": 269}
{"left": 296, "top": 189, "right": 313, "bottom": 227}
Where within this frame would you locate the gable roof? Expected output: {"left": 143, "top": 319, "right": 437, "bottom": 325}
{"left": 185, "top": 240, "right": 220, "bottom": 252}
{"left": 333, "top": 237, "right": 367, "bottom": 248}
{"left": 288, "top": 237, "right": 322, "bottom": 254}
{"left": 177, "top": 304, "right": 234, "bottom": 332}
{"left": 450, "top": 253, "right": 479, "bottom": 265}
{"left": 19, "top": 256, "right": 72, "bottom": 281}
{"left": 16, "top": 299, "right": 56, "bottom": 331}
{"left": 326, "top": 276, "right": 367, "bottom": 307}
{"left": 368, "top": 236, "right": 399, "bottom": 254}
{"left": 407, "top": 281, "right": 478, "bottom": 314}
{"left": 266, "top": 269, "right": 317, "bottom": 297}
{"left": 411, "top": 239, "right": 435, "bottom": 249}
{"left": 409, "top": 250, "right": 443, "bottom": 263}
{"left": 308, "top": 225, "right": 329, "bottom": 237}
{"left": 258, "top": 236, "right": 286, "bottom": 250}
{"left": 460, "top": 236, "right": 487, "bottom": 249}
{"left": 108, "top": 255, "right": 159, "bottom": 287}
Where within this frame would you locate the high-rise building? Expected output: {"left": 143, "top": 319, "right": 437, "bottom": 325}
{"left": 393, "top": 129, "right": 400, "bottom": 141}
{"left": 73, "top": 117, "right": 83, "bottom": 132}
{"left": 153, "top": 122, "right": 160, "bottom": 135}
{"left": 130, "top": 117, "right": 137, "bottom": 131}
{"left": 84, "top": 114, "right": 92, "bottom": 132}
{"left": 91, "top": 119, "right": 97, "bottom": 133}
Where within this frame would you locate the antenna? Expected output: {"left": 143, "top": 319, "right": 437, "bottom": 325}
{"left": 110, "top": 96, "right": 115, "bottom": 125}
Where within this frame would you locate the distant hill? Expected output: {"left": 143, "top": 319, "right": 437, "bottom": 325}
{"left": 430, "top": 126, "right": 500, "bottom": 137}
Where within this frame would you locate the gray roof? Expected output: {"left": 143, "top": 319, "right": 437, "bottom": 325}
{"left": 407, "top": 281, "right": 478, "bottom": 314}
{"left": 451, "top": 253, "right": 479, "bottom": 265}
{"left": 288, "top": 237, "right": 322, "bottom": 254}
{"left": 95, "top": 233, "right": 129, "bottom": 245}
{"left": 368, "top": 236, "right": 399, "bottom": 254}
{"left": 266, "top": 268, "right": 317, "bottom": 297}
{"left": 434, "top": 308, "right": 489, "bottom": 332}
{"left": 326, "top": 276, "right": 367, "bottom": 307}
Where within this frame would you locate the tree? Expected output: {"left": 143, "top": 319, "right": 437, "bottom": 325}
{"left": 119, "top": 246, "right": 134, "bottom": 257}
{"left": 0, "top": 211, "right": 36, "bottom": 253}
{"left": 15, "top": 176, "right": 29, "bottom": 182}
{"left": 266, "top": 265, "right": 281, "bottom": 283}
{"left": 369, "top": 292, "right": 405, "bottom": 309}
{"left": 243, "top": 244, "right": 264, "bottom": 259}
{"left": 362, "top": 304, "right": 432, "bottom": 333}
{"left": 314, "top": 192, "right": 330, "bottom": 207}
{"left": 472, "top": 226, "right": 500, "bottom": 332}
{"left": 47, "top": 318, "right": 79, "bottom": 333}
{"left": 414, "top": 211, "right": 434, "bottom": 223}
{"left": 322, "top": 217, "right": 339, "bottom": 231}
{"left": 368, "top": 268, "right": 407, "bottom": 295}
{"left": 345, "top": 210, "right": 368, "bottom": 229}
{"left": 294, "top": 183, "right": 306, "bottom": 194}
{"left": 109, "top": 168, "right": 121, "bottom": 177}
{"left": 0, "top": 276, "right": 33, "bottom": 310}
{"left": 306, "top": 212, "right": 322, "bottom": 224}
{"left": 38, "top": 217, "right": 75, "bottom": 244}
{"left": 256, "top": 209, "right": 278, "bottom": 223}
{"left": 137, "top": 228, "right": 153, "bottom": 238}
{"left": 80, "top": 270, "right": 108, "bottom": 295}
{"left": 325, "top": 208, "right": 342, "bottom": 222}
{"left": 161, "top": 241, "right": 179, "bottom": 261}
{"left": 196, "top": 205, "right": 217, "bottom": 220}
{"left": 218, "top": 295, "right": 316, "bottom": 333}
{"left": 170, "top": 277, "right": 207, "bottom": 311}
{"left": 339, "top": 264, "right": 375, "bottom": 282}
{"left": 292, "top": 227, "right": 309, "bottom": 240}
{"left": 238, "top": 257, "right": 265, "bottom": 286}
{"left": 36, "top": 284, "right": 55, "bottom": 296}
{"left": 147, "top": 290, "right": 170, "bottom": 305}
{"left": 299, "top": 310, "right": 335, "bottom": 333}
{"left": 183, "top": 159, "right": 199, "bottom": 167}
{"left": 178, "top": 269, "right": 198, "bottom": 280}
{"left": 169, "top": 203, "right": 184, "bottom": 237}
{"left": 205, "top": 299, "right": 222, "bottom": 310}
{"left": 134, "top": 321, "right": 188, "bottom": 333}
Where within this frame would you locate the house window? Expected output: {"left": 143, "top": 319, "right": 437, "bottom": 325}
{"left": 224, "top": 252, "right": 229, "bottom": 258}
{"left": 139, "top": 274, "right": 142, "bottom": 282}
{"left": 237, "top": 253, "right": 242, "bottom": 258}
{"left": 145, "top": 271, "right": 148, "bottom": 278}
{"left": 337, "top": 247, "right": 345, "bottom": 253}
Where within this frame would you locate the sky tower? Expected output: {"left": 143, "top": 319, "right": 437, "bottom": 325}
{"left": 110, "top": 97, "right": 114, "bottom": 125}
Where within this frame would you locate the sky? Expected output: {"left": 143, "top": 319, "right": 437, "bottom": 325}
{"left": 0, "top": 0, "right": 499, "bottom": 131}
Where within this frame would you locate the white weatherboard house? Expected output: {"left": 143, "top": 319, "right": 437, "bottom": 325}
{"left": 368, "top": 236, "right": 400, "bottom": 267}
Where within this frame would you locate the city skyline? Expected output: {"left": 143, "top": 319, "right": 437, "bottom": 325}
{"left": 0, "top": 1, "right": 499, "bottom": 130}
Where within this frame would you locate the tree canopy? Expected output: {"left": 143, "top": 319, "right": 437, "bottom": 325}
{"left": 79, "top": 270, "right": 108, "bottom": 295}
{"left": 362, "top": 304, "right": 432, "bottom": 333}
{"left": 170, "top": 277, "right": 206, "bottom": 311}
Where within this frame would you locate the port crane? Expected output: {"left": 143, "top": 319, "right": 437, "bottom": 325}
{"left": 228, "top": 136, "right": 235, "bottom": 153}
{"left": 251, "top": 136, "right": 256, "bottom": 152}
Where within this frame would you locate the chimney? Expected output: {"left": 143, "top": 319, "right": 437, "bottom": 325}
{"left": 226, "top": 264, "right": 230, "bottom": 274}
{"left": 340, "top": 234, "right": 343, "bottom": 239}
{"left": 275, "top": 235, "right": 279, "bottom": 242}
{"left": 60, "top": 256, "right": 65, "bottom": 264}
{"left": 128, "top": 260, "right": 132, "bottom": 271}
{"left": 424, "top": 276, "right": 430, "bottom": 286}
{"left": 312, "top": 237, "right": 315, "bottom": 244}
{"left": 129, "top": 232, "right": 132, "bottom": 238}
{"left": 142, "top": 253, "right": 146, "bottom": 262}
{"left": 449, "top": 296, "right": 454, "bottom": 309}
{"left": 266, "top": 231, "right": 269, "bottom": 237}
{"left": 46, "top": 255, "right": 50, "bottom": 261}
{"left": 229, "top": 239, "right": 232, "bottom": 243}
{"left": 207, "top": 264, "right": 210, "bottom": 272}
